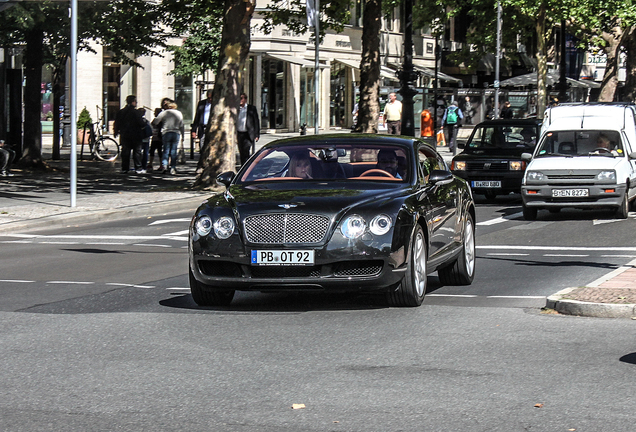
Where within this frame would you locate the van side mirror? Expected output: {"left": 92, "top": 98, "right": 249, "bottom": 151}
{"left": 629, "top": 152, "right": 636, "bottom": 160}
{"left": 521, "top": 153, "right": 533, "bottom": 161}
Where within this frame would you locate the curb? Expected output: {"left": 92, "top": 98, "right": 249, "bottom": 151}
{"left": 0, "top": 195, "right": 209, "bottom": 235}
{"left": 546, "top": 287, "right": 636, "bottom": 319}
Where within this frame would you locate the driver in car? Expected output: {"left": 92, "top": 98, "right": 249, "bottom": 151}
{"left": 596, "top": 134, "right": 619, "bottom": 156}
{"left": 376, "top": 149, "right": 403, "bottom": 179}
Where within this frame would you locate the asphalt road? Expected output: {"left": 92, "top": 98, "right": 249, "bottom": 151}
{"left": 1, "top": 195, "right": 636, "bottom": 431}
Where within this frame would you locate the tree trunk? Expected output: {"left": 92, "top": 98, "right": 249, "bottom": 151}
{"left": 353, "top": 0, "right": 381, "bottom": 133}
{"left": 622, "top": 26, "right": 636, "bottom": 102}
{"left": 194, "top": 0, "right": 254, "bottom": 188}
{"left": 21, "top": 27, "right": 45, "bottom": 168}
{"left": 598, "top": 24, "right": 623, "bottom": 102}
{"left": 535, "top": 2, "right": 547, "bottom": 119}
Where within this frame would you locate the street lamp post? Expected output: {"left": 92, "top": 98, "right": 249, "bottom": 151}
{"left": 399, "top": 0, "right": 417, "bottom": 137}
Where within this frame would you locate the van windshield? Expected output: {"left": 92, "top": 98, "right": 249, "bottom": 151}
{"left": 535, "top": 130, "right": 624, "bottom": 157}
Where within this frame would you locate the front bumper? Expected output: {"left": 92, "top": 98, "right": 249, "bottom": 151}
{"left": 453, "top": 170, "right": 523, "bottom": 194}
{"left": 521, "top": 183, "right": 626, "bottom": 208}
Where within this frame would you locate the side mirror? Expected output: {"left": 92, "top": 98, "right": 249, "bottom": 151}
{"left": 457, "top": 140, "right": 466, "bottom": 149}
{"left": 216, "top": 171, "right": 235, "bottom": 187}
{"left": 629, "top": 152, "right": 636, "bottom": 160}
{"left": 521, "top": 153, "right": 533, "bottom": 161}
{"left": 428, "top": 169, "right": 454, "bottom": 186}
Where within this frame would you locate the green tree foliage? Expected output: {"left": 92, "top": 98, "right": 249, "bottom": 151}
{"left": 260, "top": 0, "right": 352, "bottom": 36}
{"left": 77, "top": 107, "right": 93, "bottom": 130}
{"left": 0, "top": 1, "right": 165, "bottom": 167}
{"left": 161, "top": 0, "right": 224, "bottom": 76}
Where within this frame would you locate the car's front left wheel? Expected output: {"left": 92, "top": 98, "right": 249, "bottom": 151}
{"left": 189, "top": 266, "right": 235, "bottom": 306}
{"left": 387, "top": 225, "right": 427, "bottom": 307}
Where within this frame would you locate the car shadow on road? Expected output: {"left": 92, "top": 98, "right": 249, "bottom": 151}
{"left": 160, "top": 277, "right": 445, "bottom": 313}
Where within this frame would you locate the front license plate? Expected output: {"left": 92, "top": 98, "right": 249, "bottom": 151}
{"left": 552, "top": 189, "right": 589, "bottom": 197}
{"left": 472, "top": 180, "right": 501, "bottom": 188}
{"left": 251, "top": 250, "right": 315, "bottom": 266}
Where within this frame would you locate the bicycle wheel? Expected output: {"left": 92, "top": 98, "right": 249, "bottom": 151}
{"left": 94, "top": 137, "right": 120, "bottom": 161}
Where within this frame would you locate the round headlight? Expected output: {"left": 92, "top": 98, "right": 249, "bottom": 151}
{"left": 213, "top": 216, "right": 235, "bottom": 239}
{"left": 195, "top": 215, "right": 212, "bottom": 236}
{"left": 341, "top": 215, "right": 366, "bottom": 239}
{"left": 369, "top": 214, "right": 392, "bottom": 235}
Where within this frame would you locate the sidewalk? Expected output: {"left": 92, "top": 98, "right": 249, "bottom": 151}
{"left": 1, "top": 130, "right": 635, "bottom": 318}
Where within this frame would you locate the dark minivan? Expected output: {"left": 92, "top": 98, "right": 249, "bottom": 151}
{"left": 450, "top": 119, "right": 542, "bottom": 199}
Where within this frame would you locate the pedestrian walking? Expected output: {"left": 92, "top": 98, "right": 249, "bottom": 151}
{"left": 192, "top": 89, "right": 214, "bottom": 173}
{"left": 441, "top": 101, "right": 463, "bottom": 154}
{"left": 382, "top": 92, "right": 402, "bottom": 135}
{"left": 500, "top": 100, "right": 513, "bottom": 119}
{"left": 237, "top": 92, "right": 260, "bottom": 165}
{"left": 0, "top": 140, "right": 15, "bottom": 177}
{"left": 139, "top": 108, "right": 153, "bottom": 173}
{"left": 113, "top": 95, "right": 146, "bottom": 174}
{"left": 152, "top": 101, "right": 184, "bottom": 175}
{"left": 147, "top": 107, "right": 163, "bottom": 172}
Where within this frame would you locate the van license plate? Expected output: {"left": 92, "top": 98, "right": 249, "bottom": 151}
{"left": 251, "top": 250, "right": 315, "bottom": 266}
{"left": 552, "top": 189, "right": 589, "bottom": 197}
{"left": 472, "top": 181, "right": 501, "bottom": 188}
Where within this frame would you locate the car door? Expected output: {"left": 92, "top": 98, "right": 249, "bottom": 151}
{"left": 418, "top": 147, "right": 458, "bottom": 257}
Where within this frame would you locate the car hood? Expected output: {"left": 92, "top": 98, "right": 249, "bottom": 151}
{"left": 528, "top": 156, "right": 624, "bottom": 171}
{"left": 455, "top": 147, "right": 532, "bottom": 160}
{"left": 217, "top": 182, "right": 409, "bottom": 216}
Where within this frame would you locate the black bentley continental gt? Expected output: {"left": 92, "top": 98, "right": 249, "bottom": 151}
{"left": 189, "top": 134, "right": 476, "bottom": 307}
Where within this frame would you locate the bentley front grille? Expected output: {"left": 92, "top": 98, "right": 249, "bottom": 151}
{"left": 244, "top": 213, "right": 330, "bottom": 244}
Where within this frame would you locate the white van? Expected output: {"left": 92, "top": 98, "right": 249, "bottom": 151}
{"left": 521, "top": 103, "right": 636, "bottom": 220}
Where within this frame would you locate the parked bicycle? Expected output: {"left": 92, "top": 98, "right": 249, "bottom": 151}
{"left": 79, "top": 106, "right": 120, "bottom": 162}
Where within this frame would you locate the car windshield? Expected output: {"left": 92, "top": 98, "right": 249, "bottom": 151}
{"left": 467, "top": 125, "right": 537, "bottom": 150}
{"left": 535, "top": 130, "right": 624, "bottom": 157}
{"left": 238, "top": 144, "right": 410, "bottom": 183}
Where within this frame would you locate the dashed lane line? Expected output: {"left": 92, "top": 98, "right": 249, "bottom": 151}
{"left": 149, "top": 218, "right": 191, "bottom": 226}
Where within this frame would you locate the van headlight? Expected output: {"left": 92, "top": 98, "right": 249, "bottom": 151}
{"left": 597, "top": 170, "right": 616, "bottom": 181}
{"left": 526, "top": 171, "right": 546, "bottom": 181}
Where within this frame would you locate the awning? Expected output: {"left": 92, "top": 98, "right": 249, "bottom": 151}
{"left": 411, "top": 64, "right": 463, "bottom": 84}
{"left": 333, "top": 59, "right": 399, "bottom": 80}
{"left": 266, "top": 53, "right": 326, "bottom": 68}
{"left": 500, "top": 72, "right": 601, "bottom": 89}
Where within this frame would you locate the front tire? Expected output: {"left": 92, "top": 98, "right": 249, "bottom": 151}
{"left": 522, "top": 205, "right": 537, "bottom": 221}
{"left": 616, "top": 192, "right": 629, "bottom": 219}
{"left": 387, "top": 225, "right": 427, "bottom": 307}
{"left": 189, "top": 266, "right": 235, "bottom": 306}
{"left": 438, "top": 214, "right": 476, "bottom": 285}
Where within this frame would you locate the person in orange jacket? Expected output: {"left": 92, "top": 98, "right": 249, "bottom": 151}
{"left": 420, "top": 109, "right": 434, "bottom": 137}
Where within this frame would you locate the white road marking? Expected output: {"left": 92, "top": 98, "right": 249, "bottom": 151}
{"left": 476, "top": 212, "right": 524, "bottom": 226}
{"left": 133, "top": 243, "right": 172, "bottom": 248}
{"left": 105, "top": 283, "right": 156, "bottom": 289}
{"left": 4, "top": 234, "right": 188, "bottom": 242}
{"left": 486, "top": 253, "right": 530, "bottom": 256}
{"left": 543, "top": 254, "right": 589, "bottom": 257}
{"left": 427, "top": 294, "right": 478, "bottom": 298}
{"left": 0, "top": 279, "right": 34, "bottom": 283}
{"left": 601, "top": 255, "right": 636, "bottom": 258}
{"left": 1, "top": 240, "right": 34, "bottom": 243}
{"left": 149, "top": 218, "right": 191, "bottom": 226}
{"left": 487, "top": 295, "right": 545, "bottom": 299}
{"left": 162, "top": 230, "right": 189, "bottom": 236}
{"left": 478, "top": 245, "right": 636, "bottom": 252}
{"left": 167, "top": 287, "right": 191, "bottom": 291}
{"left": 593, "top": 219, "right": 623, "bottom": 225}
{"left": 40, "top": 241, "right": 80, "bottom": 245}
{"left": 46, "top": 281, "right": 95, "bottom": 285}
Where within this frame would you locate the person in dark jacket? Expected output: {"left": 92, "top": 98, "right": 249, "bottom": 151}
{"left": 113, "top": 95, "right": 146, "bottom": 174}
{"left": 192, "top": 89, "right": 214, "bottom": 172}
{"left": 236, "top": 92, "right": 260, "bottom": 165}
{"left": 500, "top": 100, "right": 514, "bottom": 119}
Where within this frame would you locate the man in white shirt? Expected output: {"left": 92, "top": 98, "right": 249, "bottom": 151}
{"left": 382, "top": 92, "right": 402, "bottom": 135}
